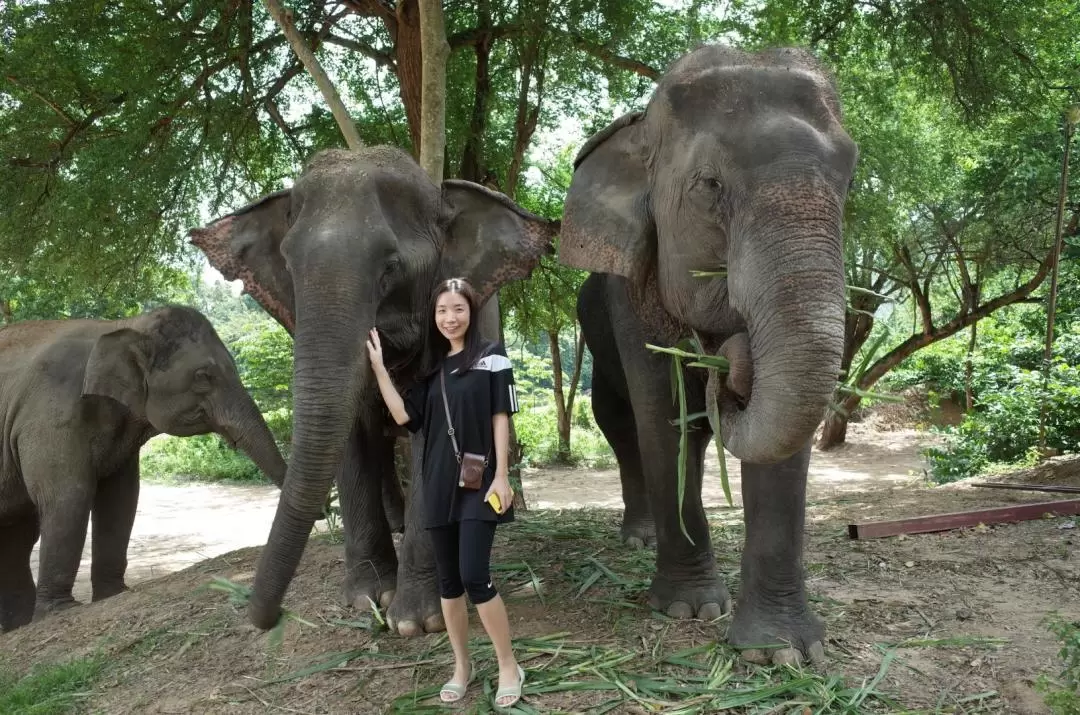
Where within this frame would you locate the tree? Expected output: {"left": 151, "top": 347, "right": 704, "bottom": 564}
{"left": 502, "top": 147, "right": 588, "bottom": 463}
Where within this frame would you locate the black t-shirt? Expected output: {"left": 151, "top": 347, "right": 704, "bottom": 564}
{"left": 402, "top": 342, "right": 519, "bottom": 529}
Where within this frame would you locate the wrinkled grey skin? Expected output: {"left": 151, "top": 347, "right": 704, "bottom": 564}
{"left": 0, "top": 306, "right": 287, "bottom": 631}
{"left": 189, "top": 146, "right": 555, "bottom": 635}
{"left": 560, "top": 45, "right": 857, "bottom": 665}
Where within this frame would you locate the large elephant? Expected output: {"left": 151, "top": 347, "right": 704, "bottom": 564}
{"left": 189, "top": 146, "right": 555, "bottom": 634}
{"left": 0, "top": 306, "right": 287, "bottom": 631}
{"left": 560, "top": 45, "right": 857, "bottom": 664}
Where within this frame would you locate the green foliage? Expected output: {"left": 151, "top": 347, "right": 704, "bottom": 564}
{"left": 886, "top": 305, "right": 1080, "bottom": 482}
{"left": 140, "top": 432, "right": 261, "bottom": 484}
{"left": 1036, "top": 614, "right": 1080, "bottom": 714}
{"left": 0, "top": 652, "right": 105, "bottom": 715}
{"left": 513, "top": 395, "right": 614, "bottom": 469}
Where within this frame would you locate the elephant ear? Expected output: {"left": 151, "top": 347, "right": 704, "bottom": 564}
{"left": 560, "top": 111, "right": 655, "bottom": 278}
{"left": 439, "top": 181, "right": 557, "bottom": 303}
{"left": 81, "top": 328, "right": 151, "bottom": 418}
{"left": 188, "top": 191, "right": 296, "bottom": 334}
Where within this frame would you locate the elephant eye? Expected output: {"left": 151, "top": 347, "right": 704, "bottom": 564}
{"left": 380, "top": 260, "right": 400, "bottom": 294}
{"left": 193, "top": 368, "right": 213, "bottom": 393}
{"left": 698, "top": 176, "right": 723, "bottom": 193}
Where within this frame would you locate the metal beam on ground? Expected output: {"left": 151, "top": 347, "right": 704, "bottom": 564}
{"left": 847, "top": 499, "right": 1080, "bottom": 539}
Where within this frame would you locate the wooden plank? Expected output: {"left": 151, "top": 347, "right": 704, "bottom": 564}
{"left": 847, "top": 499, "right": 1080, "bottom": 539}
{"left": 971, "top": 482, "right": 1080, "bottom": 495}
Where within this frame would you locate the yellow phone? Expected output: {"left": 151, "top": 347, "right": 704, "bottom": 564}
{"left": 487, "top": 488, "right": 513, "bottom": 513}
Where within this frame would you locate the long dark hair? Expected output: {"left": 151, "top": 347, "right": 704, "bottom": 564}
{"left": 417, "top": 277, "right": 488, "bottom": 379}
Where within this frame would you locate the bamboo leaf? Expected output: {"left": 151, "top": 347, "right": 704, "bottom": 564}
{"left": 675, "top": 355, "right": 695, "bottom": 546}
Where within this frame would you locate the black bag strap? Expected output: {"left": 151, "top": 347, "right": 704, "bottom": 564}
{"left": 439, "top": 366, "right": 462, "bottom": 465}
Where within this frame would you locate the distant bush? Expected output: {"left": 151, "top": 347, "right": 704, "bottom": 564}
{"left": 513, "top": 396, "right": 615, "bottom": 469}
{"left": 884, "top": 307, "right": 1080, "bottom": 483}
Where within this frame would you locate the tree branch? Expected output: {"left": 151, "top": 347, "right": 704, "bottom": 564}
{"left": 262, "top": 0, "right": 363, "bottom": 149}
{"left": 569, "top": 34, "right": 660, "bottom": 80}
{"left": 449, "top": 24, "right": 521, "bottom": 49}
{"left": 322, "top": 33, "right": 396, "bottom": 68}
{"left": 836, "top": 242, "right": 1059, "bottom": 416}
{"left": 343, "top": 0, "right": 397, "bottom": 26}
{"left": 3, "top": 75, "right": 76, "bottom": 125}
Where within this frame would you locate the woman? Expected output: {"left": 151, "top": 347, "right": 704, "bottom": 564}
{"left": 367, "top": 277, "right": 525, "bottom": 708}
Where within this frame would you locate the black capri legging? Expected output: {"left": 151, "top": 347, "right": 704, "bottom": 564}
{"left": 428, "top": 520, "right": 498, "bottom": 605}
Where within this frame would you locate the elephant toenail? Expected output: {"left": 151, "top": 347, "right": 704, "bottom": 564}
{"left": 697, "top": 602, "right": 727, "bottom": 621}
{"left": 396, "top": 619, "right": 423, "bottom": 637}
{"left": 740, "top": 649, "right": 770, "bottom": 665}
{"left": 666, "top": 601, "right": 694, "bottom": 619}
{"left": 772, "top": 648, "right": 803, "bottom": 666}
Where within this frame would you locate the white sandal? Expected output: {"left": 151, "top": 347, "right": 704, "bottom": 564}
{"left": 494, "top": 664, "right": 526, "bottom": 709}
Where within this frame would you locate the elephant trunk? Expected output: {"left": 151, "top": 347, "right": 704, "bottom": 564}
{"left": 247, "top": 301, "right": 371, "bottom": 630}
{"left": 219, "top": 391, "right": 288, "bottom": 489}
{"left": 720, "top": 186, "right": 846, "bottom": 465}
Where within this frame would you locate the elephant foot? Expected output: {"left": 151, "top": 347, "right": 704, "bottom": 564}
{"left": 386, "top": 575, "right": 444, "bottom": 637}
{"left": 33, "top": 596, "right": 79, "bottom": 620}
{"left": 343, "top": 567, "right": 398, "bottom": 613}
{"left": 727, "top": 595, "right": 825, "bottom": 666}
{"left": 620, "top": 517, "right": 656, "bottom": 549}
{"left": 647, "top": 572, "right": 731, "bottom": 620}
{"left": 92, "top": 581, "right": 129, "bottom": 602}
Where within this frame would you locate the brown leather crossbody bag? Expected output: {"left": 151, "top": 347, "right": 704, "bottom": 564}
{"left": 439, "top": 367, "right": 488, "bottom": 490}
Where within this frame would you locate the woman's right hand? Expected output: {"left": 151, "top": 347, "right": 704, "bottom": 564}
{"left": 366, "top": 328, "right": 385, "bottom": 374}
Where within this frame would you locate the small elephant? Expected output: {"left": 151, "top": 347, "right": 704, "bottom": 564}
{"left": 189, "top": 145, "right": 556, "bottom": 634}
{"left": 0, "top": 305, "right": 287, "bottom": 631}
{"left": 560, "top": 45, "right": 858, "bottom": 665}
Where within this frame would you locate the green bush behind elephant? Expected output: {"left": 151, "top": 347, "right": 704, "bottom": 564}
{"left": 0, "top": 306, "right": 287, "bottom": 631}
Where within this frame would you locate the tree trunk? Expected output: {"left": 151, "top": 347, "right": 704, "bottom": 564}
{"left": 1038, "top": 112, "right": 1075, "bottom": 449}
{"left": 261, "top": 0, "right": 362, "bottom": 150}
{"left": 566, "top": 327, "right": 586, "bottom": 426}
{"left": 418, "top": 0, "right": 449, "bottom": 181}
{"left": 504, "top": 5, "right": 547, "bottom": 199}
{"left": 549, "top": 329, "right": 571, "bottom": 463}
{"left": 393, "top": 0, "right": 424, "bottom": 157}
{"left": 964, "top": 321, "right": 978, "bottom": 411}
{"left": 0, "top": 299, "right": 12, "bottom": 324}
{"left": 459, "top": 0, "right": 491, "bottom": 182}
{"left": 816, "top": 307, "right": 875, "bottom": 451}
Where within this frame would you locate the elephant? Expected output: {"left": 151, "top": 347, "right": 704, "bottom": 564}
{"left": 189, "top": 145, "right": 556, "bottom": 634}
{"left": 559, "top": 45, "right": 858, "bottom": 665}
{"left": 0, "top": 305, "right": 287, "bottom": 631}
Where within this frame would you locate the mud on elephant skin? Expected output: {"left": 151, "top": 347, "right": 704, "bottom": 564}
{"left": 562, "top": 45, "right": 857, "bottom": 665}
{"left": 189, "top": 145, "right": 556, "bottom": 635}
{"left": 0, "top": 306, "right": 287, "bottom": 632}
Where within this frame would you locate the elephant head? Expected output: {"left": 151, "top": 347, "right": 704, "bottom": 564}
{"left": 81, "top": 305, "right": 287, "bottom": 487}
{"left": 189, "top": 146, "right": 555, "bottom": 628}
{"left": 560, "top": 45, "right": 858, "bottom": 465}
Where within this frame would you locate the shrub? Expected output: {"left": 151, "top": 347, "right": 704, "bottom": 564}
{"left": 1036, "top": 614, "right": 1080, "bottom": 714}
{"left": 513, "top": 396, "right": 614, "bottom": 468}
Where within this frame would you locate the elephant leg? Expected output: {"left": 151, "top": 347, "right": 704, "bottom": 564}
{"left": 386, "top": 432, "right": 444, "bottom": 637}
{"left": 619, "top": 346, "right": 730, "bottom": 620}
{"left": 591, "top": 365, "right": 653, "bottom": 549}
{"left": 0, "top": 511, "right": 39, "bottom": 631}
{"left": 728, "top": 442, "right": 824, "bottom": 666}
{"left": 382, "top": 436, "right": 409, "bottom": 534}
{"left": 33, "top": 486, "right": 92, "bottom": 617}
{"left": 90, "top": 456, "right": 139, "bottom": 602}
{"left": 339, "top": 418, "right": 399, "bottom": 611}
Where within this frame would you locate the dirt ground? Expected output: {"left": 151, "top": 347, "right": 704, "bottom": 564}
{"left": 10, "top": 421, "right": 1080, "bottom": 713}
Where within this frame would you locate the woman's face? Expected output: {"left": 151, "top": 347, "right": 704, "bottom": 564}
{"left": 435, "top": 290, "right": 471, "bottom": 344}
